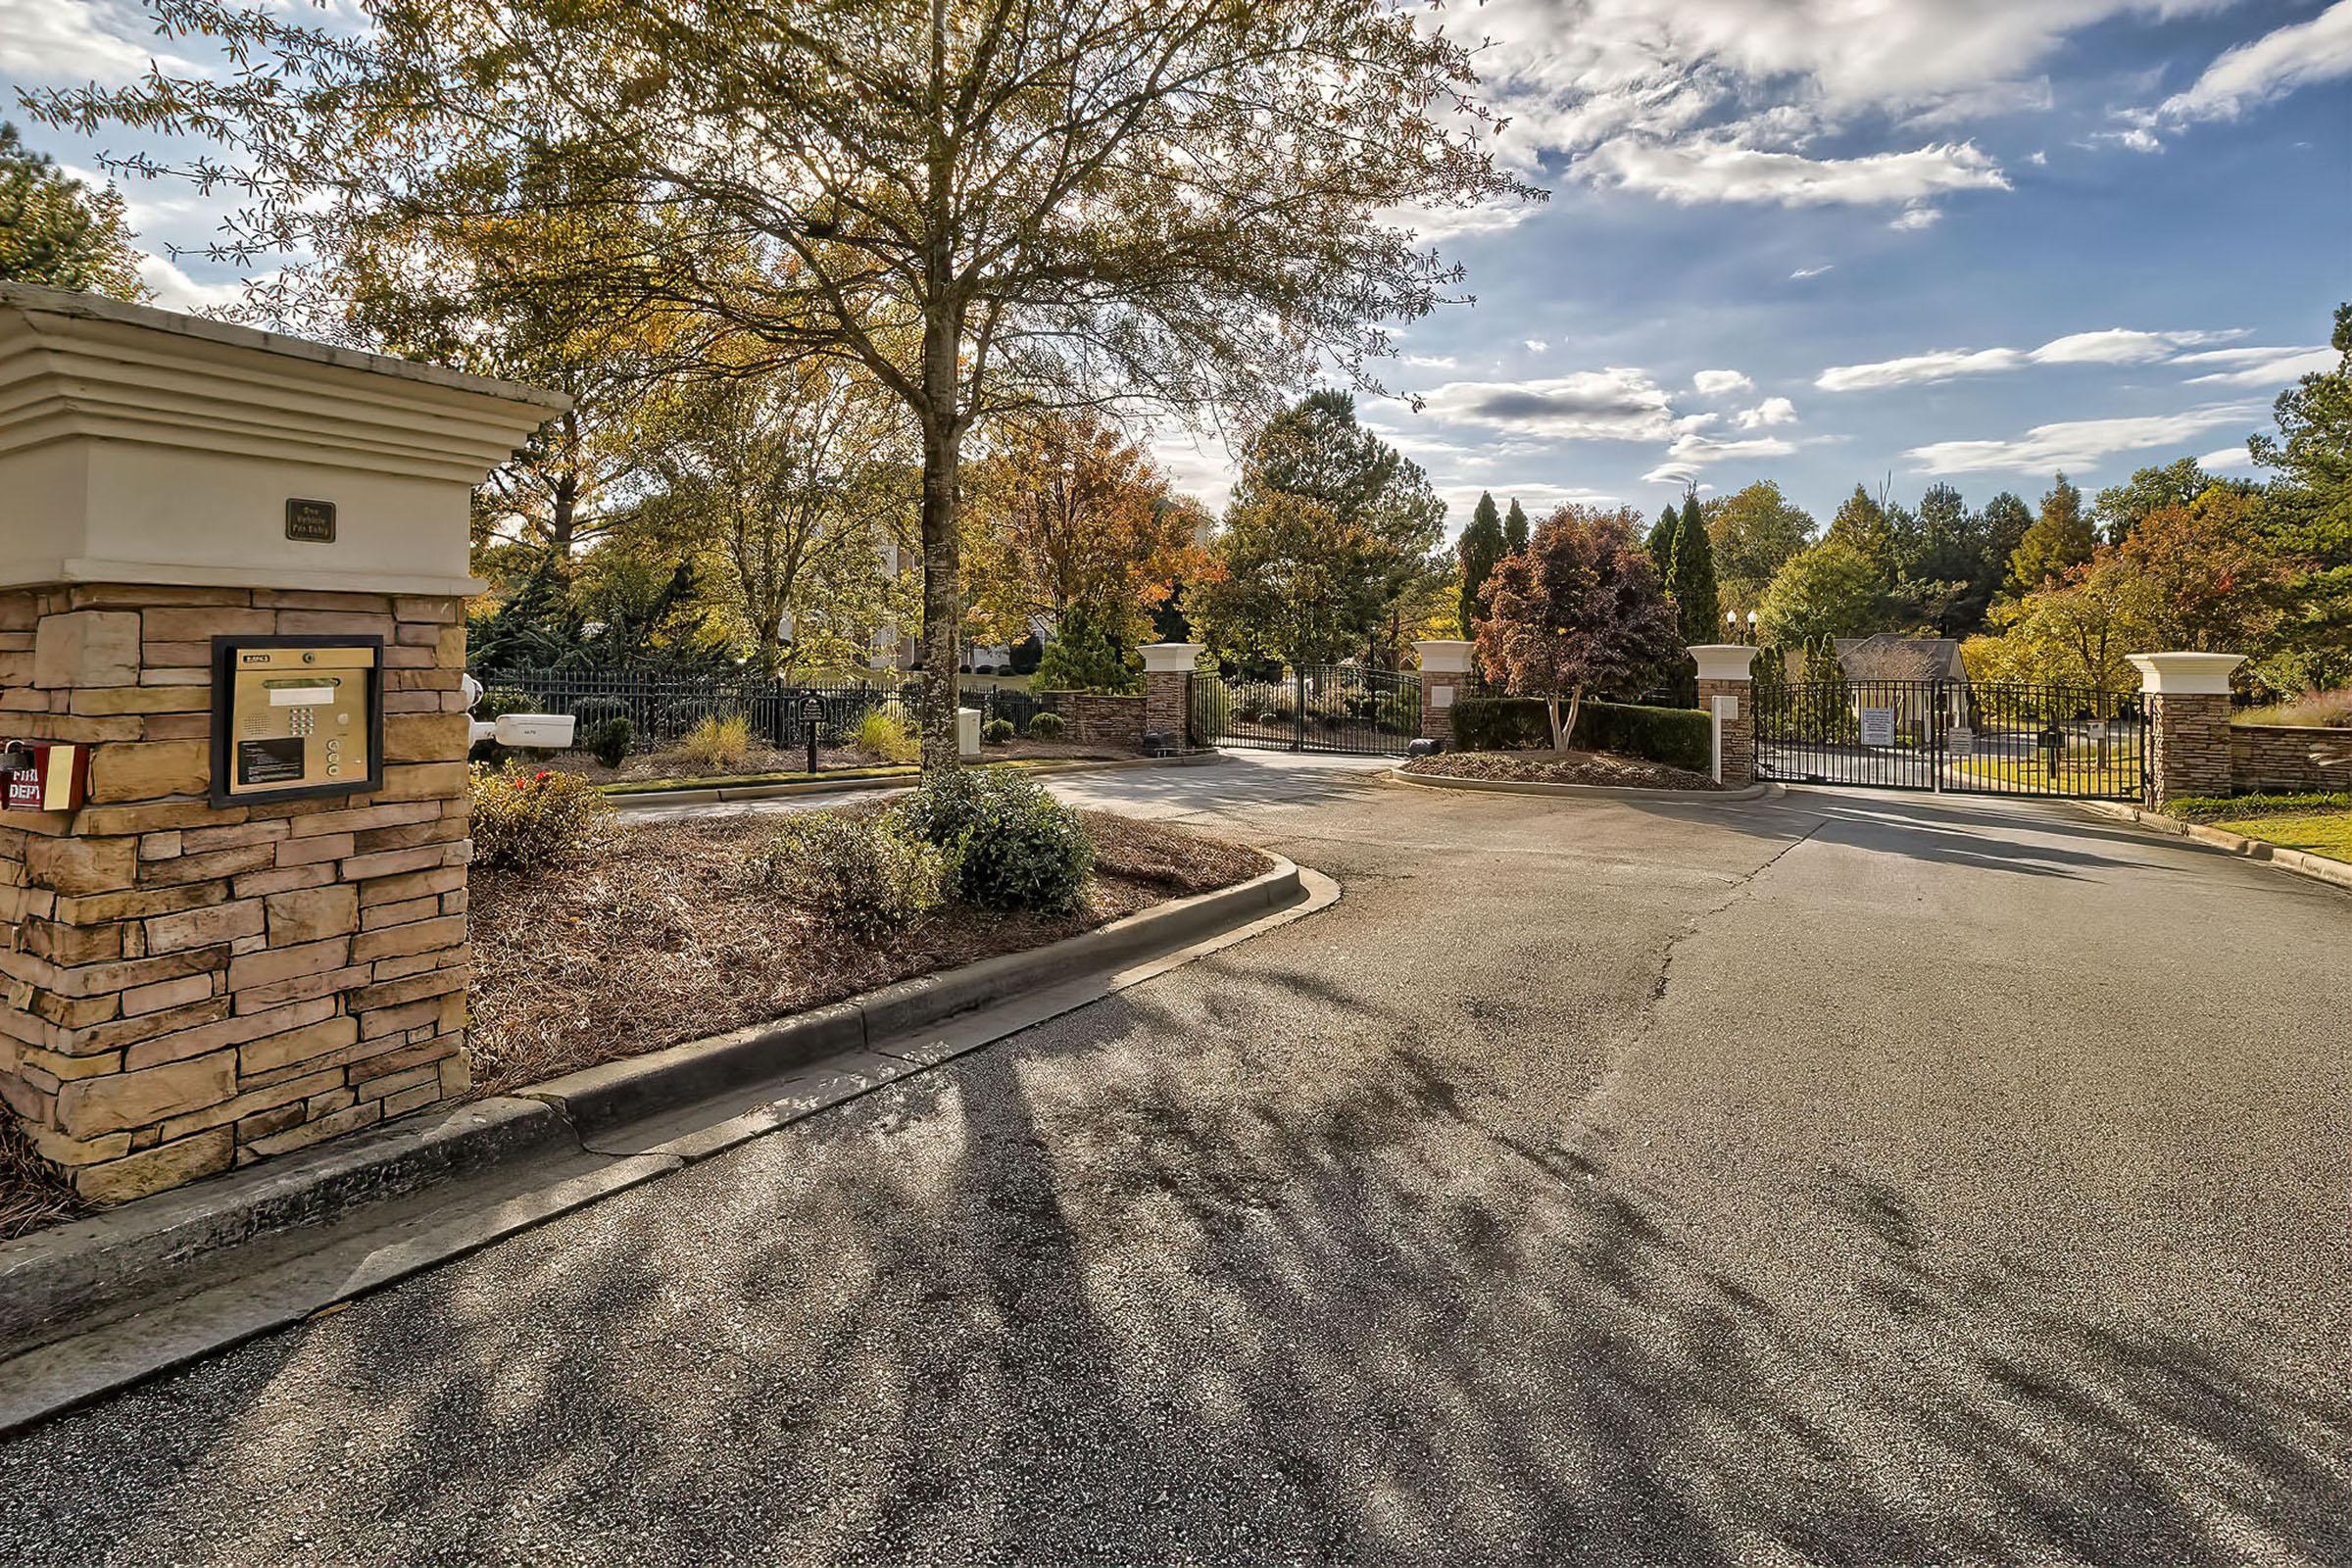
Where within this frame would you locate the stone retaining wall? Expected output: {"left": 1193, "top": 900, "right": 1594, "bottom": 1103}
{"left": 2230, "top": 723, "right": 2351, "bottom": 795}
{"left": 0, "top": 584, "right": 472, "bottom": 1202}
{"left": 1043, "top": 691, "right": 1146, "bottom": 752}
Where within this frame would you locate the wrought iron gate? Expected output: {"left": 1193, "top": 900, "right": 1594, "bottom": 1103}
{"left": 1753, "top": 678, "right": 2145, "bottom": 800}
{"left": 1190, "top": 664, "right": 1421, "bottom": 757}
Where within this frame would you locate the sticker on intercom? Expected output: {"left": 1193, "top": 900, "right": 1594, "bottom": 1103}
{"left": 237, "top": 736, "right": 307, "bottom": 785}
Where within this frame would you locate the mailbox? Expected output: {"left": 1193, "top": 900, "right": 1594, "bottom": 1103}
{"left": 210, "top": 637, "right": 383, "bottom": 806}
{"left": 1, "top": 740, "right": 90, "bottom": 813}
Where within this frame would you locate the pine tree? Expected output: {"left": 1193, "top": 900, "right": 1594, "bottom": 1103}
{"left": 2007, "top": 472, "right": 2095, "bottom": 589}
{"left": 1647, "top": 505, "right": 1681, "bottom": 585}
{"left": 1671, "top": 492, "right": 1719, "bottom": 645}
{"left": 1455, "top": 490, "right": 1506, "bottom": 636}
{"left": 1503, "top": 498, "right": 1531, "bottom": 554}
{"left": 1828, "top": 483, "right": 1898, "bottom": 584}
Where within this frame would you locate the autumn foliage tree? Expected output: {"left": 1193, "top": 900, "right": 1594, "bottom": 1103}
{"left": 1473, "top": 506, "right": 1680, "bottom": 751}
{"left": 962, "top": 413, "right": 1203, "bottom": 655}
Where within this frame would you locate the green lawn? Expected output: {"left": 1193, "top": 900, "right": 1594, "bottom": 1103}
{"left": 2215, "top": 811, "right": 2352, "bottom": 864}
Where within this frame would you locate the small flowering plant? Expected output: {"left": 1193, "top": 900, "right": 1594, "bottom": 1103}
{"left": 468, "top": 762, "right": 610, "bottom": 870}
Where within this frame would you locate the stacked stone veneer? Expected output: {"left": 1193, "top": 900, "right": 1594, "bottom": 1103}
{"left": 1143, "top": 669, "right": 1190, "bottom": 743}
{"left": 0, "top": 583, "right": 471, "bottom": 1203}
{"left": 2145, "top": 693, "right": 2235, "bottom": 809}
{"left": 1044, "top": 691, "right": 1146, "bottom": 751}
{"left": 2229, "top": 723, "right": 2352, "bottom": 795}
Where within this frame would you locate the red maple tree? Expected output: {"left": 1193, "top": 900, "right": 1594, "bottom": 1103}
{"left": 1473, "top": 505, "right": 1680, "bottom": 750}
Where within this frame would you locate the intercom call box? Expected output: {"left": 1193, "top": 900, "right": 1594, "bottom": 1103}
{"left": 210, "top": 637, "right": 383, "bottom": 807}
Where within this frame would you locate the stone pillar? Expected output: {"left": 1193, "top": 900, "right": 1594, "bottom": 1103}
{"left": 1139, "top": 642, "right": 1202, "bottom": 746}
{"left": 1689, "top": 644, "right": 1759, "bottom": 787}
{"left": 2131, "top": 652, "right": 2244, "bottom": 811}
{"left": 0, "top": 283, "right": 561, "bottom": 1202}
{"left": 1414, "top": 639, "right": 1474, "bottom": 749}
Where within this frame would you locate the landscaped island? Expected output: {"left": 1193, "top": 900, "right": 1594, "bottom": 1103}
{"left": 465, "top": 770, "right": 1268, "bottom": 1096}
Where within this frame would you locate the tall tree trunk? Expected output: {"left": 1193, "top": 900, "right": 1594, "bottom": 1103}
{"left": 917, "top": 413, "right": 963, "bottom": 770}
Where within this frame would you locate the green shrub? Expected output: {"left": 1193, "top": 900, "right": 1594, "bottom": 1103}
{"left": 2236, "top": 689, "right": 2352, "bottom": 729}
{"left": 745, "top": 812, "right": 946, "bottom": 936}
{"left": 2167, "top": 790, "right": 2352, "bottom": 823}
{"left": 1034, "top": 607, "right": 1138, "bottom": 694}
{"left": 1449, "top": 696, "right": 1552, "bottom": 751}
{"left": 854, "top": 705, "right": 919, "bottom": 764}
{"left": 1026, "top": 710, "right": 1065, "bottom": 741}
{"left": 478, "top": 686, "right": 537, "bottom": 722}
{"left": 1577, "top": 701, "right": 1713, "bottom": 773}
{"left": 676, "top": 712, "right": 753, "bottom": 769}
{"left": 468, "top": 764, "right": 610, "bottom": 870}
{"left": 982, "top": 717, "right": 1015, "bottom": 745}
{"left": 584, "top": 716, "right": 634, "bottom": 768}
{"left": 895, "top": 768, "right": 1094, "bottom": 912}
{"left": 1447, "top": 694, "right": 1712, "bottom": 771}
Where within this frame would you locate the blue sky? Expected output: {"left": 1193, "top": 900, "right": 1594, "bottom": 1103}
{"left": 5, "top": 0, "right": 2348, "bottom": 533}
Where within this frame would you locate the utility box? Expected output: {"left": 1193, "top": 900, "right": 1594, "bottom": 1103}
{"left": 210, "top": 637, "right": 384, "bottom": 806}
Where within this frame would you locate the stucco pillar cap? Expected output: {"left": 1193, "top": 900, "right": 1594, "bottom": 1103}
{"left": 2127, "top": 652, "right": 2244, "bottom": 696}
{"left": 1138, "top": 641, "right": 1204, "bottom": 673}
{"left": 1414, "top": 639, "right": 1475, "bottom": 675}
{"left": 1688, "top": 644, "right": 1759, "bottom": 682}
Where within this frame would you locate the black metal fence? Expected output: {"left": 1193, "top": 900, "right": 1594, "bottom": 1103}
{"left": 468, "top": 667, "right": 1059, "bottom": 754}
{"left": 1754, "top": 677, "right": 2145, "bottom": 799}
{"left": 1191, "top": 664, "right": 1421, "bottom": 756}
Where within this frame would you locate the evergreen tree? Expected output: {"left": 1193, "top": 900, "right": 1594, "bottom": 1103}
{"left": 1671, "top": 492, "right": 1719, "bottom": 645}
{"left": 1827, "top": 483, "right": 1898, "bottom": 585}
{"left": 1034, "top": 606, "right": 1138, "bottom": 692}
{"left": 2250, "top": 302, "right": 2352, "bottom": 688}
{"left": 1456, "top": 490, "right": 1506, "bottom": 636}
{"left": 1503, "top": 498, "right": 1531, "bottom": 554}
{"left": 2007, "top": 472, "right": 2095, "bottom": 589}
{"left": 1647, "top": 505, "right": 1681, "bottom": 584}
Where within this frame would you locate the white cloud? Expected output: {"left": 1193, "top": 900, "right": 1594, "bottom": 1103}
{"left": 2160, "top": 1, "right": 2352, "bottom": 122}
{"left": 1887, "top": 204, "right": 1942, "bottom": 231}
{"left": 1419, "top": 369, "right": 1679, "bottom": 441}
{"left": 1736, "top": 396, "right": 1797, "bottom": 429}
{"left": 2179, "top": 345, "right": 2333, "bottom": 387}
{"left": 134, "top": 254, "right": 252, "bottom": 313}
{"left": 2028, "top": 149, "right": 2049, "bottom": 166}
{"left": 1577, "top": 138, "right": 2009, "bottom": 209}
{"left": 0, "top": 0, "right": 207, "bottom": 83}
{"left": 1663, "top": 431, "right": 1799, "bottom": 467}
{"left": 2198, "top": 445, "right": 2257, "bottom": 471}
{"left": 1387, "top": 198, "right": 1543, "bottom": 242}
{"left": 1818, "top": 327, "right": 2241, "bottom": 390}
{"left": 2109, "top": 126, "right": 2165, "bottom": 153}
{"left": 1906, "top": 404, "right": 2262, "bottom": 475}
{"left": 1692, "top": 368, "right": 1752, "bottom": 396}
{"left": 1818, "top": 347, "right": 2027, "bottom": 392}
{"left": 1789, "top": 265, "right": 1834, "bottom": 280}
{"left": 1525, "top": 340, "right": 1549, "bottom": 354}
{"left": 1401, "top": 354, "right": 1460, "bottom": 370}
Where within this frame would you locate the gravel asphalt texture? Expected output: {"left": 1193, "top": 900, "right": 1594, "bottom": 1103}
{"left": 2, "top": 754, "right": 2346, "bottom": 1566}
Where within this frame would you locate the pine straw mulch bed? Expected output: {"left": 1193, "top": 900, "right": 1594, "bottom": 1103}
{"left": 1, "top": 1112, "right": 83, "bottom": 1244}
{"left": 1403, "top": 748, "right": 1723, "bottom": 792}
{"left": 465, "top": 810, "right": 1271, "bottom": 1099}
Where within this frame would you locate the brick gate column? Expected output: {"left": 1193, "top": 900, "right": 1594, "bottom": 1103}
{"left": 0, "top": 284, "right": 560, "bottom": 1202}
{"left": 1689, "top": 644, "right": 1759, "bottom": 787}
{"left": 1412, "top": 640, "right": 1474, "bottom": 749}
{"left": 1139, "top": 642, "right": 1202, "bottom": 747}
{"left": 2129, "top": 652, "right": 2244, "bottom": 811}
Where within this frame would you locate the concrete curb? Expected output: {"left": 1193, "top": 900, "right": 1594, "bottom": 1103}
{"left": 0, "top": 854, "right": 1321, "bottom": 1433}
{"left": 517, "top": 855, "right": 1305, "bottom": 1136}
{"left": 1382, "top": 767, "right": 1772, "bottom": 803}
{"left": 606, "top": 750, "right": 1228, "bottom": 810}
{"left": 0, "top": 1097, "right": 568, "bottom": 1354}
{"left": 2073, "top": 800, "right": 2352, "bottom": 895}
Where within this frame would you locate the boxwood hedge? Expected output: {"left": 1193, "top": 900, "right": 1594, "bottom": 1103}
{"left": 1449, "top": 695, "right": 1712, "bottom": 774}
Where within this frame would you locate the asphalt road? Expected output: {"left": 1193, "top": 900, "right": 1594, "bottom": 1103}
{"left": 4, "top": 757, "right": 2347, "bottom": 1566}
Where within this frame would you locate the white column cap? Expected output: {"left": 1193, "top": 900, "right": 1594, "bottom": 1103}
{"left": 1414, "top": 639, "right": 1475, "bottom": 674}
{"left": 1688, "top": 644, "right": 1759, "bottom": 682}
{"left": 1138, "top": 642, "right": 1204, "bottom": 673}
{"left": 2128, "top": 652, "right": 2244, "bottom": 696}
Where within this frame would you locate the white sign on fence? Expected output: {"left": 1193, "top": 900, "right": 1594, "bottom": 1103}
{"left": 1859, "top": 707, "right": 1896, "bottom": 748}
{"left": 1946, "top": 726, "right": 1975, "bottom": 757}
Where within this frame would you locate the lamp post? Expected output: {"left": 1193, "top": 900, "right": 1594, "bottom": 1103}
{"left": 1746, "top": 610, "right": 1759, "bottom": 644}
